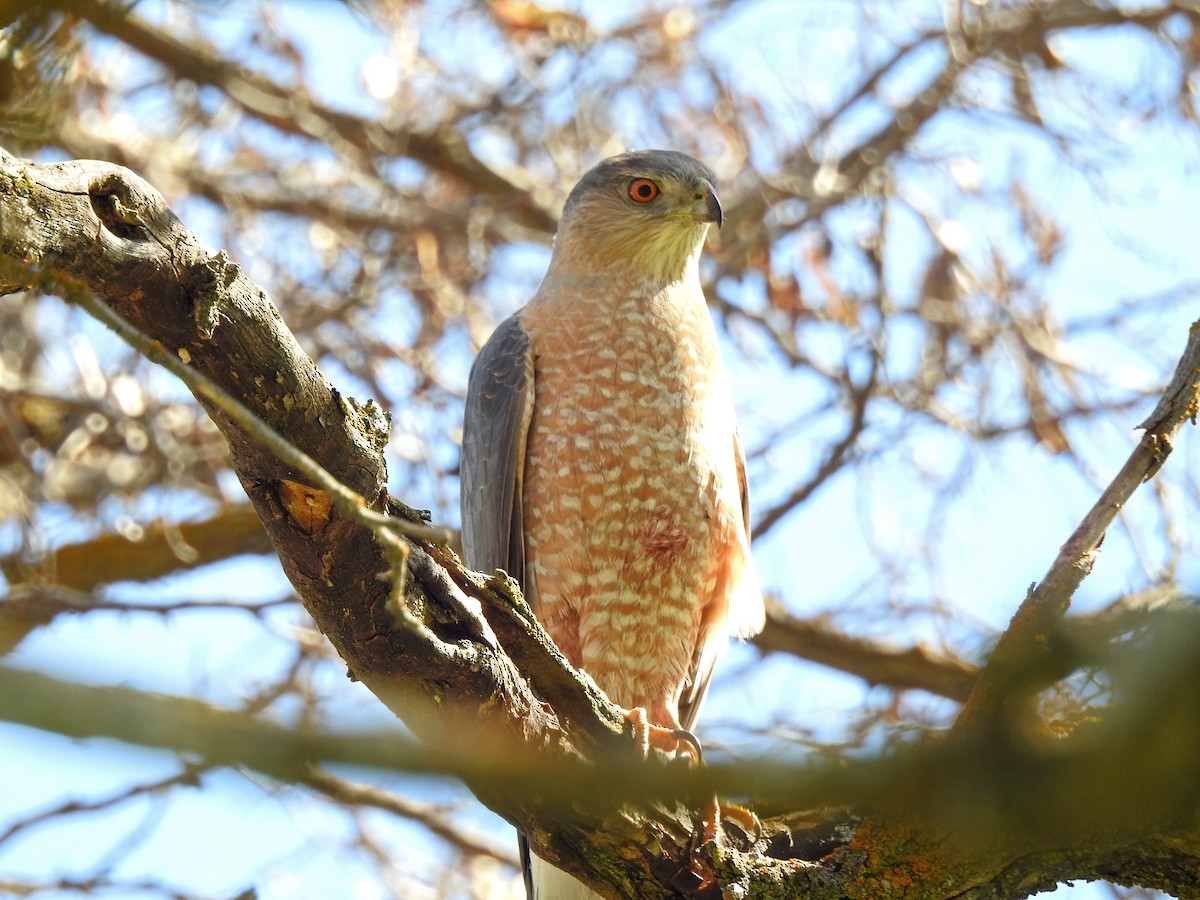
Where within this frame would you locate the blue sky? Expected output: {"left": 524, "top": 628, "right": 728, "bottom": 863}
{"left": 3, "top": 1, "right": 1197, "bottom": 898}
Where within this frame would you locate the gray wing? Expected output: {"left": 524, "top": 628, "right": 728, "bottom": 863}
{"left": 460, "top": 312, "right": 534, "bottom": 590}
{"left": 461, "top": 313, "right": 538, "bottom": 897}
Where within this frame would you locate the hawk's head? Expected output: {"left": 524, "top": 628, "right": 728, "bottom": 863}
{"left": 550, "top": 149, "right": 721, "bottom": 284}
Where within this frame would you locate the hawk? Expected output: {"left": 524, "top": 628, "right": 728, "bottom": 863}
{"left": 460, "top": 149, "right": 763, "bottom": 898}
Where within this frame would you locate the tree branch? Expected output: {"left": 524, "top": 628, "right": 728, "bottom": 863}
{"left": 753, "top": 602, "right": 979, "bottom": 702}
{"left": 52, "top": 0, "right": 559, "bottom": 237}
{"left": 956, "top": 318, "right": 1200, "bottom": 732}
{"left": 0, "top": 504, "right": 277, "bottom": 655}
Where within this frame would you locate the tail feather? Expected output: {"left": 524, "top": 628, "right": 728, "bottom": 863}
{"left": 526, "top": 849, "right": 604, "bottom": 900}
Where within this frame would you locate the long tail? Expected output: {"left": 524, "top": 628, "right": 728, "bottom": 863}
{"left": 521, "top": 835, "right": 604, "bottom": 900}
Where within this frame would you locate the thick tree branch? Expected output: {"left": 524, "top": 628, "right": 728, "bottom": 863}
{"left": 754, "top": 601, "right": 979, "bottom": 702}
{"left": 0, "top": 504, "right": 275, "bottom": 655}
{"left": 0, "top": 504, "right": 271, "bottom": 590}
{"left": 7, "top": 631, "right": 1200, "bottom": 898}
{"left": 754, "top": 587, "right": 1191, "bottom": 704}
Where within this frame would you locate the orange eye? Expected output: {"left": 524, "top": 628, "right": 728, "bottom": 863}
{"left": 628, "top": 178, "right": 660, "bottom": 203}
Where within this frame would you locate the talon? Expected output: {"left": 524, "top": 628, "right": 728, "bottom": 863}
{"left": 669, "top": 728, "right": 703, "bottom": 762}
{"left": 619, "top": 707, "right": 704, "bottom": 760}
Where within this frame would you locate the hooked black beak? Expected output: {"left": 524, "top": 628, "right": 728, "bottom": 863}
{"left": 694, "top": 184, "right": 723, "bottom": 229}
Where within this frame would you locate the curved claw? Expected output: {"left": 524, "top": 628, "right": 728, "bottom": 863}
{"left": 621, "top": 708, "right": 705, "bottom": 761}
{"left": 669, "top": 728, "right": 704, "bottom": 763}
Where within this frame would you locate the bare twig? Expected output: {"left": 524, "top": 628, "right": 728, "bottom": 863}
{"left": 300, "top": 768, "right": 519, "bottom": 866}
{"left": 3, "top": 584, "right": 296, "bottom": 617}
{"left": 0, "top": 764, "right": 207, "bottom": 846}
{"left": 752, "top": 348, "right": 878, "bottom": 539}
{"left": 956, "top": 318, "right": 1200, "bottom": 730}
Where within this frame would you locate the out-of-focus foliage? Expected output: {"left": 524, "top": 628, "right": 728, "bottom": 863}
{"left": 2, "top": 1, "right": 1199, "bottom": 897}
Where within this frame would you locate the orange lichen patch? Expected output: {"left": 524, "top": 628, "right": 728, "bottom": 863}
{"left": 841, "top": 817, "right": 963, "bottom": 899}
{"left": 279, "top": 479, "right": 333, "bottom": 535}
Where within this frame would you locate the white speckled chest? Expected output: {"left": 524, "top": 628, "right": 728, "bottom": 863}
{"left": 519, "top": 277, "right": 744, "bottom": 716}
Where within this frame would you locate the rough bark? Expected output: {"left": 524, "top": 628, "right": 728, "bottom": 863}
{"left": 3, "top": 148, "right": 1200, "bottom": 899}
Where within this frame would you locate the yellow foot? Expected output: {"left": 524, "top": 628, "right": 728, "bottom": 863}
{"left": 621, "top": 707, "right": 703, "bottom": 761}
{"left": 685, "top": 800, "right": 762, "bottom": 891}
{"left": 713, "top": 799, "right": 763, "bottom": 844}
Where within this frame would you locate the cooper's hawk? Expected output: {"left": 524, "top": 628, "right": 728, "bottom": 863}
{"left": 460, "top": 150, "right": 763, "bottom": 899}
